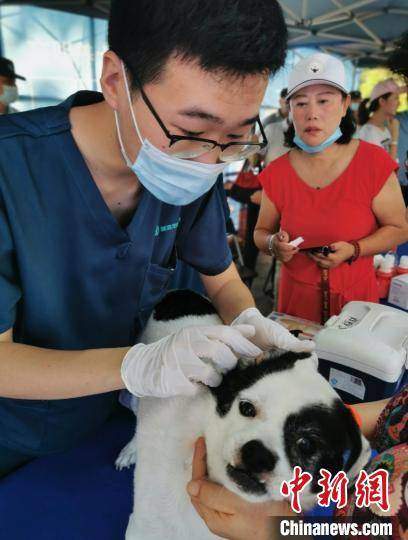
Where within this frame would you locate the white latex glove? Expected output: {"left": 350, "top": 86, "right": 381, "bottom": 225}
{"left": 121, "top": 324, "right": 262, "bottom": 398}
{"left": 231, "top": 307, "right": 315, "bottom": 353}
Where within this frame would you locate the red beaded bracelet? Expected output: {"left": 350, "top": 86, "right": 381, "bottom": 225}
{"left": 348, "top": 240, "right": 361, "bottom": 264}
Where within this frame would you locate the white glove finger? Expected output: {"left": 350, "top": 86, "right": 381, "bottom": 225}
{"left": 291, "top": 339, "right": 315, "bottom": 353}
{"left": 192, "top": 339, "right": 238, "bottom": 372}
{"left": 190, "top": 363, "right": 222, "bottom": 387}
{"left": 273, "top": 329, "right": 315, "bottom": 353}
{"left": 228, "top": 323, "right": 256, "bottom": 339}
{"left": 201, "top": 325, "right": 262, "bottom": 358}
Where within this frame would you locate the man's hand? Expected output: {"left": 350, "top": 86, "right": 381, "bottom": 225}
{"left": 121, "top": 325, "right": 261, "bottom": 398}
{"left": 187, "top": 438, "right": 293, "bottom": 540}
{"left": 231, "top": 307, "right": 315, "bottom": 353}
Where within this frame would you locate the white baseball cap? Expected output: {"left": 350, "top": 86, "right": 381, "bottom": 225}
{"left": 286, "top": 53, "right": 348, "bottom": 100}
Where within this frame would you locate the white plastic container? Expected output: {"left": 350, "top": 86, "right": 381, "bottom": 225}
{"left": 316, "top": 301, "right": 408, "bottom": 403}
{"left": 388, "top": 273, "right": 408, "bottom": 311}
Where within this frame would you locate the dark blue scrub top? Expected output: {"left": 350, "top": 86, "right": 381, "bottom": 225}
{"left": 0, "top": 91, "right": 232, "bottom": 454}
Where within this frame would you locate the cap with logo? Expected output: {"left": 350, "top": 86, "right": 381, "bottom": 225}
{"left": 286, "top": 53, "right": 348, "bottom": 101}
{"left": 0, "top": 57, "right": 26, "bottom": 81}
{"left": 369, "top": 78, "right": 406, "bottom": 105}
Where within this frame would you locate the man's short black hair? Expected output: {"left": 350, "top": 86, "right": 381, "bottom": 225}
{"left": 350, "top": 90, "right": 361, "bottom": 100}
{"left": 280, "top": 88, "right": 288, "bottom": 98}
{"left": 108, "top": 0, "right": 287, "bottom": 89}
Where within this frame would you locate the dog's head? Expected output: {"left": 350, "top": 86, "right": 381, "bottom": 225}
{"left": 205, "top": 351, "right": 371, "bottom": 510}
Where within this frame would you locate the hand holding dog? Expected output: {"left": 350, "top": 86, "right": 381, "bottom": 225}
{"left": 307, "top": 241, "right": 355, "bottom": 269}
{"left": 187, "top": 438, "right": 294, "bottom": 540}
{"left": 121, "top": 325, "right": 262, "bottom": 398}
{"left": 232, "top": 307, "right": 315, "bottom": 353}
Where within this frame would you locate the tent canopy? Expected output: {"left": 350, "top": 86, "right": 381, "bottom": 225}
{"left": 282, "top": 0, "right": 408, "bottom": 66}
{"left": 3, "top": 0, "right": 407, "bottom": 66}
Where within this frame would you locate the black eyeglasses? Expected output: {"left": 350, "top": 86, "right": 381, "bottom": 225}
{"left": 136, "top": 80, "right": 268, "bottom": 162}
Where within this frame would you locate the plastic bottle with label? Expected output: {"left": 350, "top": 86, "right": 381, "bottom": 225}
{"left": 376, "top": 255, "right": 397, "bottom": 299}
{"left": 396, "top": 255, "right": 408, "bottom": 275}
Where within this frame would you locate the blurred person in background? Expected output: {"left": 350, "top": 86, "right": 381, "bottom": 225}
{"left": 254, "top": 53, "right": 408, "bottom": 324}
{"left": 387, "top": 31, "right": 408, "bottom": 206}
{"left": 358, "top": 78, "right": 405, "bottom": 160}
{"left": 0, "top": 57, "right": 25, "bottom": 115}
{"left": 263, "top": 87, "right": 288, "bottom": 128}
{"left": 349, "top": 90, "right": 361, "bottom": 125}
{"left": 263, "top": 87, "right": 291, "bottom": 166}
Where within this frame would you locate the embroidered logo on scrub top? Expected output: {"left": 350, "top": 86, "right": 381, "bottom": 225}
{"left": 154, "top": 218, "right": 181, "bottom": 237}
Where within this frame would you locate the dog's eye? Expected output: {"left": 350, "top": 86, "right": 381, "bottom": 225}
{"left": 296, "top": 437, "right": 316, "bottom": 456}
{"left": 239, "top": 401, "right": 257, "bottom": 418}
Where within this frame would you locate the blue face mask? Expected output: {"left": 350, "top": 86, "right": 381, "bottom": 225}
{"left": 0, "top": 85, "right": 18, "bottom": 106}
{"left": 293, "top": 126, "right": 342, "bottom": 154}
{"left": 114, "top": 64, "right": 227, "bottom": 206}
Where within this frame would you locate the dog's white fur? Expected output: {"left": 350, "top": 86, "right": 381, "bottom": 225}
{"left": 117, "top": 309, "right": 371, "bottom": 540}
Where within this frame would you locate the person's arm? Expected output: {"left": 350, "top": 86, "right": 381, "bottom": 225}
{"left": 352, "top": 398, "right": 391, "bottom": 441}
{"left": 0, "top": 326, "right": 128, "bottom": 399}
{"left": 253, "top": 191, "right": 281, "bottom": 255}
{"left": 360, "top": 172, "right": 408, "bottom": 254}
{"left": 201, "top": 263, "right": 255, "bottom": 324}
{"left": 309, "top": 173, "right": 408, "bottom": 269}
{"left": 388, "top": 118, "right": 399, "bottom": 160}
{"left": 253, "top": 191, "right": 299, "bottom": 263}
{"left": 201, "top": 263, "right": 314, "bottom": 353}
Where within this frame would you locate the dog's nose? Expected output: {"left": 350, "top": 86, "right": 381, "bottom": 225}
{"left": 241, "top": 440, "right": 278, "bottom": 473}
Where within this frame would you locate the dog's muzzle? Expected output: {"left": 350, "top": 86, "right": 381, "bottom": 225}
{"left": 227, "top": 440, "right": 278, "bottom": 495}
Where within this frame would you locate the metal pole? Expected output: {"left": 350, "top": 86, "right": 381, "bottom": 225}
{"left": 89, "top": 16, "right": 97, "bottom": 91}
{"left": 0, "top": 6, "right": 4, "bottom": 57}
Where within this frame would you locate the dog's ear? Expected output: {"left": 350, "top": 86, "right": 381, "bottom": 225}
{"left": 341, "top": 404, "right": 371, "bottom": 481}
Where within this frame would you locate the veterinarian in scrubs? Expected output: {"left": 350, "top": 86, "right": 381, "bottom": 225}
{"left": 0, "top": 0, "right": 313, "bottom": 480}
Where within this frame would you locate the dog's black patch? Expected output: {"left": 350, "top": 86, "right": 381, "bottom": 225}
{"left": 283, "top": 399, "right": 363, "bottom": 493}
{"left": 153, "top": 289, "right": 217, "bottom": 321}
{"left": 241, "top": 440, "right": 278, "bottom": 473}
{"left": 226, "top": 464, "right": 267, "bottom": 495}
{"left": 209, "top": 351, "right": 311, "bottom": 416}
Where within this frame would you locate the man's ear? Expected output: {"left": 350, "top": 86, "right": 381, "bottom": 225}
{"left": 100, "top": 50, "right": 125, "bottom": 111}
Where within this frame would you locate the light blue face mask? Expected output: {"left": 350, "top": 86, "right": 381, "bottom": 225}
{"left": 350, "top": 102, "right": 359, "bottom": 112}
{"left": 114, "top": 64, "right": 227, "bottom": 206}
{"left": 293, "top": 126, "right": 342, "bottom": 154}
{"left": 0, "top": 85, "right": 18, "bottom": 106}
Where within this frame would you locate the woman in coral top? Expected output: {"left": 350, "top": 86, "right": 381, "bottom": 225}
{"left": 255, "top": 53, "right": 408, "bottom": 324}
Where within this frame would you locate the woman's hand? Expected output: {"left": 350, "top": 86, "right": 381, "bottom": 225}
{"left": 250, "top": 190, "right": 262, "bottom": 205}
{"left": 271, "top": 231, "right": 299, "bottom": 263}
{"left": 307, "top": 241, "right": 355, "bottom": 269}
{"left": 187, "top": 438, "right": 293, "bottom": 540}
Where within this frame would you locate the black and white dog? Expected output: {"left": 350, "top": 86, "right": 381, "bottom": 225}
{"left": 117, "top": 290, "right": 371, "bottom": 540}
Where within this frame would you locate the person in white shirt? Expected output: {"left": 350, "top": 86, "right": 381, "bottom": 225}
{"left": 263, "top": 87, "right": 291, "bottom": 165}
{"left": 357, "top": 78, "right": 405, "bottom": 160}
{"left": 0, "top": 57, "right": 25, "bottom": 115}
